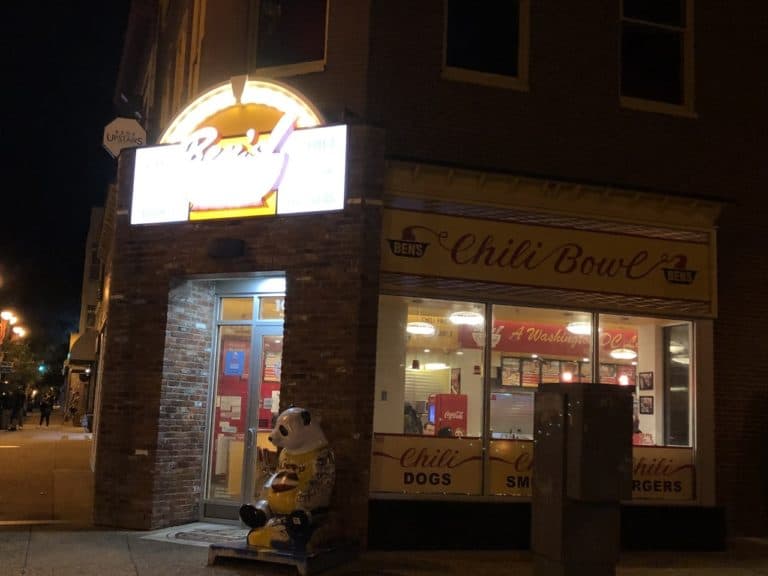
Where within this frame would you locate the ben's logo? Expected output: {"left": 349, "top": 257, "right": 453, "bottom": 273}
{"left": 388, "top": 239, "right": 429, "bottom": 258}
{"left": 386, "top": 226, "right": 433, "bottom": 259}
{"left": 663, "top": 255, "right": 697, "bottom": 285}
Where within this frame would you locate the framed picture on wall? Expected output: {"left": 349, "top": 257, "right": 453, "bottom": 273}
{"left": 639, "top": 395, "right": 654, "bottom": 414}
{"left": 600, "top": 363, "right": 617, "bottom": 379}
{"left": 450, "top": 367, "right": 462, "bottom": 394}
{"left": 639, "top": 371, "right": 654, "bottom": 390}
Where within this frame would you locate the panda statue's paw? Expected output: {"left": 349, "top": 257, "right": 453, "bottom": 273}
{"left": 239, "top": 504, "right": 268, "bottom": 528}
{"left": 286, "top": 509, "right": 311, "bottom": 538}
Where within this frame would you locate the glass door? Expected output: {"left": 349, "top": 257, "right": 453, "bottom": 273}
{"left": 203, "top": 294, "right": 283, "bottom": 520}
{"left": 246, "top": 330, "right": 283, "bottom": 504}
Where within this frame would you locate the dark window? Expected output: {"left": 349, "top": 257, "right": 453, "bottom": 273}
{"left": 624, "top": 0, "right": 685, "bottom": 27}
{"left": 86, "top": 305, "right": 97, "bottom": 328}
{"left": 446, "top": 0, "right": 520, "bottom": 78}
{"left": 255, "top": 0, "right": 327, "bottom": 68}
{"left": 621, "top": 0, "right": 687, "bottom": 105}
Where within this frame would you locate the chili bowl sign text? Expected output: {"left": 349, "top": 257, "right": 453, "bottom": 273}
{"left": 382, "top": 209, "right": 714, "bottom": 306}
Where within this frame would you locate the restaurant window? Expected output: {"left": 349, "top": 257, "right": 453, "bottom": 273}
{"left": 373, "top": 296, "right": 485, "bottom": 438}
{"left": 598, "top": 314, "right": 693, "bottom": 448}
{"left": 252, "top": 0, "right": 327, "bottom": 71}
{"left": 220, "top": 297, "right": 253, "bottom": 321}
{"left": 489, "top": 306, "right": 594, "bottom": 440}
{"left": 663, "top": 324, "right": 690, "bottom": 446}
{"left": 620, "top": 0, "right": 694, "bottom": 115}
{"left": 443, "top": 0, "right": 530, "bottom": 90}
{"left": 371, "top": 299, "right": 698, "bottom": 499}
{"left": 258, "top": 296, "right": 285, "bottom": 320}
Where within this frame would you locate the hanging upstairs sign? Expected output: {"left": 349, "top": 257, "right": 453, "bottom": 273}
{"left": 103, "top": 117, "right": 146, "bottom": 158}
{"left": 130, "top": 77, "right": 347, "bottom": 224}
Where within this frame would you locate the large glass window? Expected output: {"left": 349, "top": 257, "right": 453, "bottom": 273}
{"left": 374, "top": 296, "right": 485, "bottom": 439}
{"left": 489, "top": 306, "right": 594, "bottom": 440}
{"left": 663, "top": 324, "right": 691, "bottom": 446}
{"left": 598, "top": 314, "right": 693, "bottom": 448}
{"left": 371, "top": 297, "right": 696, "bottom": 499}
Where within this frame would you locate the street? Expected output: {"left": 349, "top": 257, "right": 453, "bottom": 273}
{"left": 0, "top": 406, "right": 93, "bottom": 525}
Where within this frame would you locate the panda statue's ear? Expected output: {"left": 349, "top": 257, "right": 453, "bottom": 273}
{"left": 301, "top": 410, "right": 311, "bottom": 426}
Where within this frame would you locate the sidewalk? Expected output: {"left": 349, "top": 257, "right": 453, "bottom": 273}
{"left": 2, "top": 414, "right": 766, "bottom": 574}
{"left": 0, "top": 526, "right": 766, "bottom": 576}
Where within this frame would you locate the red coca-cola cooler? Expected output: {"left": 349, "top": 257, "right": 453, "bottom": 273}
{"left": 427, "top": 393, "right": 468, "bottom": 437}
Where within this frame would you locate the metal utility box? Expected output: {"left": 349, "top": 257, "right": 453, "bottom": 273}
{"left": 532, "top": 382, "right": 633, "bottom": 576}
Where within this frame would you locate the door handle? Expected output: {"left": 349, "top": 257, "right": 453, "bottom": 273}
{"left": 246, "top": 427, "right": 256, "bottom": 450}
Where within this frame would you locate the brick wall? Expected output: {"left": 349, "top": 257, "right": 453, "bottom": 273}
{"left": 94, "top": 126, "right": 385, "bottom": 541}
{"left": 151, "top": 279, "right": 214, "bottom": 526}
{"left": 714, "top": 206, "right": 768, "bottom": 536}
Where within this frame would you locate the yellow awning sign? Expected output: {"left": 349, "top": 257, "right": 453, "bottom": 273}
{"left": 382, "top": 209, "right": 715, "bottom": 309}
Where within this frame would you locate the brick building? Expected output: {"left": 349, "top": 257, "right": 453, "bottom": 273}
{"left": 87, "top": 0, "right": 766, "bottom": 549}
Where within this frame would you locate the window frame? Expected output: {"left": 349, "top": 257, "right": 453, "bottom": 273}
{"left": 619, "top": 0, "right": 696, "bottom": 117}
{"left": 247, "top": 0, "right": 329, "bottom": 78}
{"left": 442, "top": 0, "right": 531, "bottom": 91}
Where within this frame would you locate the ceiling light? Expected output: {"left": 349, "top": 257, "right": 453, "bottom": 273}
{"left": 566, "top": 321, "right": 591, "bottom": 335}
{"left": 669, "top": 343, "right": 685, "bottom": 354}
{"left": 609, "top": 348, "right": 637, "bottom": 360}
{"left": 449, "top": 311, "right": 484, "bottom": 326}
{"left": 671, "top": 356, "right": 690, "bottom": 365}
{"left": 561, "top": 371, "right": 573, "bottom": 382}
{"left": 406, "top": 321, "right": 435, "bottom": 336}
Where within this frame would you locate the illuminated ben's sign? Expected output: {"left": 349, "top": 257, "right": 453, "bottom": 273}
{"left": 130, "top": 78, "right": 347, "bottom": 225}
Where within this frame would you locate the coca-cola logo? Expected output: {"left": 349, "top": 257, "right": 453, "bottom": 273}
{"left": 442, "top": 410, "right": 464, "bottom": 420}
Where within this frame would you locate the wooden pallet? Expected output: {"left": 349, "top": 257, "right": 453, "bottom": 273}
{"left": 207, "top": 542, "right": 358, "bottom": 575}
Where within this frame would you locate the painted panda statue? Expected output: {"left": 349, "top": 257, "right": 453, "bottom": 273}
{"left": 239, "top": 407, "right": 335, "bottom": 550}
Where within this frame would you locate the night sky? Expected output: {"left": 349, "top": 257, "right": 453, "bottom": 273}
{"left": 1, "top": 2, "right": 131, "bottom": 355}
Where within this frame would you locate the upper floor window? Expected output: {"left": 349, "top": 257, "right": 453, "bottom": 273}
{"left": 443, "top": 0, "right": 530, "bottom": 90}
{"left": 86, "top": 305, "right": 97, "bottom": 328}
{"left": 251, "top": 0, "right": 328, "bottom": 75}
{"left": 620, "top": 0, "right": 695, "bottom": 116}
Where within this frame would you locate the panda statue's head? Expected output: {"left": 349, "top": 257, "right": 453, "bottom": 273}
{"left": 269, "top": 407, "right": 328, "bottom": 453}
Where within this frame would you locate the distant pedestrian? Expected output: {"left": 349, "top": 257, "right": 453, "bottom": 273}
{"left": 8, "top": 386, "right": 25, "bottom": 431}
{"left": 39, "top": 394, "right": 53, "bottom": 427}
